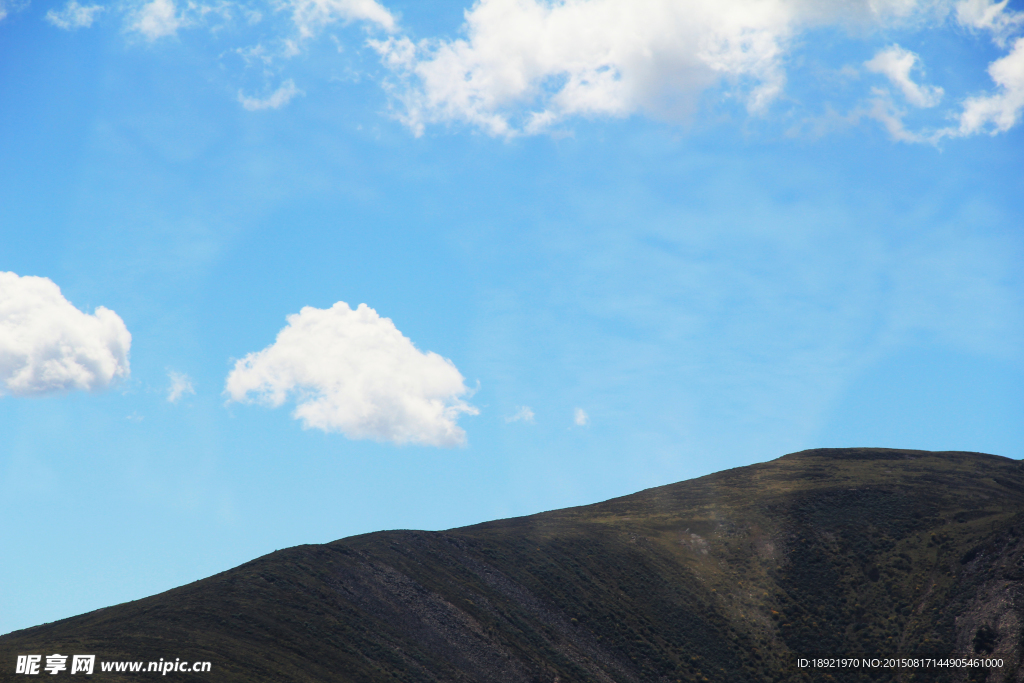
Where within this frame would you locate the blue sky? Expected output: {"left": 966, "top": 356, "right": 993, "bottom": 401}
{"left": 1, "top": 0, "right": 1022, "bottom": 636}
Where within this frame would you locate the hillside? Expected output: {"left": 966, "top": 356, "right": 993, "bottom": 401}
{"left": 3, "top": 448, "right": 1024, "bottom": 682}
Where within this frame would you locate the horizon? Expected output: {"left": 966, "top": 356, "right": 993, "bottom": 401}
{"left": 2, "top": 0, "right": 1023, "bottom": 637}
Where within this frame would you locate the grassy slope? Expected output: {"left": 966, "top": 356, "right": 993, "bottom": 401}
{"left": 3, "top": 448, "right": 1023, "bottom": 683}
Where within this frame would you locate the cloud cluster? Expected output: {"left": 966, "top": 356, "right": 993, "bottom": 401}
{"left": 367, "top": 0, "right": 1024, "bottom": 139}
{"left": 956, "top": 0, "right": 1024, "bottom": 46}
{"left": 0, "top": 271, "right": 474, "bottom": 447}
{"left": 45, "top": 0, "right": 105, "bottom": 29}
{"left": 371, "top": 0, "right": 799, "bottom": 136}
{"left": 225, "top": 302, "right": 477, "bottom": 446}
{"left": 366, "top": 0, "right": 964, "bottom": 137}
{"left": 950, "top": 36, "right": 1024, "bottom": 135}
{"left": 853, "top": 0, "right": 1024, "bottom": 141}
{"left": 38, "top": 0, "right": 1024, "bottom": 137}
{"left": 0, "top": 272, "right": 131, "bottom": 397}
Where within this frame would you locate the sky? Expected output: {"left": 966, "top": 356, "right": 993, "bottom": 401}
{"left": 1, "top": 0, "right": 1022, "bottom": 637}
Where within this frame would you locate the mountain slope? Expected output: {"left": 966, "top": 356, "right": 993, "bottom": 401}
{"left": 3, "top": 448, "right": 1024, "bottom": 682}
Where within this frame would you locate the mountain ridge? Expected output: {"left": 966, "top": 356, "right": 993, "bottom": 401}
{"left": 3, "top": 447, "right": 1023, "bottom": 682}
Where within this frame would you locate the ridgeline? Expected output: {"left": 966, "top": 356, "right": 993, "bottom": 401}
{"left": 3, "top": 448, "right": 1023, "bottom": 682}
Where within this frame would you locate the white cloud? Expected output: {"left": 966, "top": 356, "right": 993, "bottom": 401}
{"left": 370, "top": 0, "right": 791, "bottom": 136}
{"left": 955, "top": 0, "right": 1024, "bottom": 46}
{"left": 574, "top": 407, "right": 589, "bottom": 426}
{"left": 369, "top": 0, "right": 964, "bottom": 137}
{"left": 238, "top": 79, "right": 304, "bottom": 110}
{"left": 167, "top": 370, "right": 195, "bottom": 403}
{"left": 128, "top": 0, "right": 183, "bottom": 40}
{"left": 865, "top": 45, "right": 943, "bottom": 107}
{"left": 0, "top": 272, "right": 131, "bottom": 397}
{"left": 45, "top": 0, "right": 105, "bottom": 29}
{"left": 287, "top": 0, "right": 396, "bottom": 40}
{"left": 224, "top": 302, "right": 477, "bottom": 446}
{"left": 945, "top": 36, "right": 1024, "bottom": 135}
{"left": 504, "top": 405, "right": 535, "bottom": 423}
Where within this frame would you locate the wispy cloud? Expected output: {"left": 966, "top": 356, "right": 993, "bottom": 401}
{"left": 0, "top": 272, "right": 131, "bottom": 397}
{"left": 504, "top": 406, "right": 535, "bottom": 423}
{"left": 860, "top": 90, "right": 926, "bottom": 143}
{"left": 574, "top": 408, "right": 589, "bottom": 427}
{"left": 0, "top": 0, "right": 29, "bottom": 23}
{"left": 224, "top": 302, "right": 477, "bottom": 446}
{"left": 287, "top": 0, "right": 395, "bottom": 40}
{"left": 238, "top": 79, "right": 304, "bottom": 110}
{"left": 167, "top": 370, "right": 195, "bottom": 403}
{"left": 46, "top": 0, "right": 105, "bottom": 29}
{"left": 127, "top": 0, "right": 185, "bottom": 40}
{"left": 865, "top": 45, "right": 943, "bottom": 108}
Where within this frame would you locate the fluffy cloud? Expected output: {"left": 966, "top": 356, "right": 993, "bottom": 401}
{"left": 45, "top": 0, "right": 105, "bottom": 29}
{"left": 369, "top": 0, "right": 962, "bottom": 136}
{"left": 370, "top": 0, "right": 790, "bottom": 136}
{"left": 504, "top": 405, "right": 535, "bottom": 423}
{"left": 865, "top": 45, "right": 943, "bottom": 107}
{"left": 224, "top": 302, "right": 477, "bottom": 446}
{"left": 238, "top": 79, "right": 304, "bottom": 110}
{"left": 0, "top": 272, "right": 131, "bottom": 397}
{"left": 574, "top": 407, "right": 589, "bottom": 426}
{"left": 167, "top": 370, "right": 195, "bottom": 403}
{"left": 949, "top": 36, "right": 1024, "bottom": 135}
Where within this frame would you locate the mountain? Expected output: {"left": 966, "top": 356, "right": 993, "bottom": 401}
{"left": 3, "top": 448, "right": 1023, "bottom": 682}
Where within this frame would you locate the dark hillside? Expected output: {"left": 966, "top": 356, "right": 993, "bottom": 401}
{"left": 3, "top": 448, "right": 1024, "bottom": 682}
